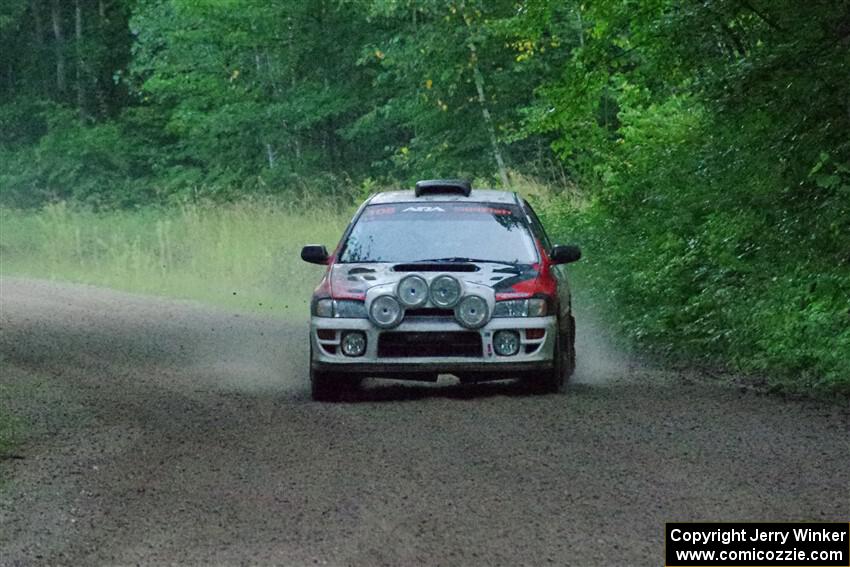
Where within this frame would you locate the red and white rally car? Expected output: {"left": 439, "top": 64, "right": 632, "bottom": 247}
{"left": 301, "top": 179, "right": 581, "bottom": 401}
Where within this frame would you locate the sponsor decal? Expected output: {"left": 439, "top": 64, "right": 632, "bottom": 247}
{"left": 364, "top": 204, "right": 515, "bottom": 217}
{"left": 363, "top": 206, "right": 397, "bottom": 216}
{"left": 401, "top": 206, "right": 445, "bottom": 212}
{"left": 455, "top": 206, "right": 512, "bottom": 215}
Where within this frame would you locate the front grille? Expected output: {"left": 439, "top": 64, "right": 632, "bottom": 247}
{"left": 378, "top": 331, "right": 482, "bottom": 358}
{"left": 404, "top": 308, "right": 454, "bottom": 318}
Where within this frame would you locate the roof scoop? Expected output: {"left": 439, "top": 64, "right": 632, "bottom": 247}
{"left": 414, "top": 179, "right": 472, "bottom": 197}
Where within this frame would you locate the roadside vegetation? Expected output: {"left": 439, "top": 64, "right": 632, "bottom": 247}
{"left": 0, "top": 201, "right": 345, "bottom": 314}
{"left": 1, "top": 1, "right": 847, "bottom": 396}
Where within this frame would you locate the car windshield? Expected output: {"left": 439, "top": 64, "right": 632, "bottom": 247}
{"left": 338, "top": 203, "right": 538, "bottom": 264}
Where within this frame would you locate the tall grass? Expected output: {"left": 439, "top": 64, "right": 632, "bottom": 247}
{"left": 0, "top": 201, "right": 351, "bottom": 316}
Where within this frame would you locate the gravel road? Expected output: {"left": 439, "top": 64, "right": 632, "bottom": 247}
{"left": 1, "top": 277, "right": 848, "bottom": 566}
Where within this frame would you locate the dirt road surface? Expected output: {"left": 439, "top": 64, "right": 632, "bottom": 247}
{"left": 1, "top": 278, "right": 848, "bottom": 566}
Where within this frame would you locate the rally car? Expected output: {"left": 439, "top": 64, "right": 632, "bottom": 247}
{"left": 301, "top": 179, "right": 581, "bottom": 401}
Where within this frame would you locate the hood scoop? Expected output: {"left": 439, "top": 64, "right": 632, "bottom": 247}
{"left": 393, "top": 263, "right": 479, "bottom": 273}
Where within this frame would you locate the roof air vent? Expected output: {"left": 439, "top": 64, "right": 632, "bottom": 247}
{"left": 414, "top": 179, "right": 472, "bottom": 197}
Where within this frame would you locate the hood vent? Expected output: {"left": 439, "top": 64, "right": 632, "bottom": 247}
{"left": 394, "top": 263, "right": 478, "bottom": 273}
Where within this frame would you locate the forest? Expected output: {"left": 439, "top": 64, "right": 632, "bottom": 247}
{"left": 1, "top": 0, "right": 848, "bottom": 395}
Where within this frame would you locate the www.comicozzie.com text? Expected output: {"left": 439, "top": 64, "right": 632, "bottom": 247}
{"left": 670, "top": 527, "right": 848, "bottom": 546}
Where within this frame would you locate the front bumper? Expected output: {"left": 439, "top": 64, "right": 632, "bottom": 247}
{"left": 310, "top": 315, "right": 557, "bottom": 380}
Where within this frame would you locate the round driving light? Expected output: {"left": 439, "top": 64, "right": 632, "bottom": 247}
{"left": 455, "top": 295, "right": 489, "bottom": 328}
{"left": 493, "top": 330, "right": 520, "bottom": 356}
{"left": 369, "top": 295, "right": 403, "bottom": 328}
{"left": 430, "top": 275, "right": 462, "bottom": 307}
{"left": 341, "top": 331, "right": 367, "bottom": 357}
{"left": 397, "top": 275, "right": 429, "bottom": 307}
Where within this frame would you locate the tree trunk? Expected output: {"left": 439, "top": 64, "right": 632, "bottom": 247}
{"left": 92, "top": 0, "right": 108, "bottom": 116}
{"left": 468, "top": 42, "right": 510, "bottom": 188}
{"left": 32, "top": 0, "right": 49, "bottom": 97}
{"left": 265, "top": 143, "right": 276, "bottom": 169}
{"left": 32, "top": 0, "right": 45, "bottom": 47}
{"left": 75, "top": 0, "right": 86, "bottom": 118}
{"left": 576, "top": 8, "right": 585, "bottom": 47}
{"left": 50, "top": 0, "right": 66, "bottom": 93}
{"left": 286, "top": 11, "right": 301, "bottom": 163}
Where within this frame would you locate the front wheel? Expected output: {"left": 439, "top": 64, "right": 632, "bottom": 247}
{"left": 525, "top": 316, "right": 574, "bottom": 394}
{"left": 310, "top": 367, "right": 341, "bottom": 402}
{"left": 525, "top": 336, "right": 565, "bottom": 395}
{"left": 565, "top": 314, "right": 576, "bottom": 379}
{"left": 310, "top": 365, "right": 361, "bottom": 402}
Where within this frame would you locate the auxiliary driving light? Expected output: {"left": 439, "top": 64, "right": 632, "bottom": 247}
{"left": 369, "top": 295, "right": 403, "bottom": 328}
{"left": 397, "top": 275, "right": 429, "bottom": 307}
{"left": 430, "top": 275, "right": 462, "bottom": 308}
{"left": 493, "top": 330, "right": 520, "bottom": 356}
{"left": 341, "top": 331, "right": 367, "bottom": 357}
{"left": 455, "top": 295, "right": 489, "bottom": 328}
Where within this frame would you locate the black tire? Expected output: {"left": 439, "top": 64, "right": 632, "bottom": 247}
{"left": 310, "top": 367, "right": 361, "bottom": 402}
{"left": 526, "top": 324, "right": 566, "bottom": 394}
{"left": 565, "top": 314, "right": 576, "bottom": 380}
{"left": 309, "top": 343, "right": 358, "bottom": 402}
{"left": 310, "top": 367, "right": 340, "bottom": 402}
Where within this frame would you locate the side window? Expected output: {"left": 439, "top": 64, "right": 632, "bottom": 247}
{"left": 523, "top": 200, "right": 553, "bottom": 252}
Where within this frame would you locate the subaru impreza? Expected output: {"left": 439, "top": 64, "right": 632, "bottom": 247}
{"left": 301, "top": 179, "right": 581, "bottom": 401}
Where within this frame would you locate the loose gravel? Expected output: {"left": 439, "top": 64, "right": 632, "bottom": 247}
{"left": 1, "top": 278, "right": 848, "bottom": 566}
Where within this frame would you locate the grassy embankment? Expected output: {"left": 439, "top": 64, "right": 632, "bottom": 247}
{"left": 0, "top": 201, "right": 349, "bottom": 316}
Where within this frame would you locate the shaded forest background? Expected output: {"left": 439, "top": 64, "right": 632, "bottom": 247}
{"left": 1, "top": 0, "right": 848, "bottom": 394}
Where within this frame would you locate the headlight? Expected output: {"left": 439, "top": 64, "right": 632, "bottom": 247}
{"left": 340, "top": 331, "right": 367, "bottom": 357}
{"left": 397, "top": 275, "right": 429, "bottom": 307}
{"left": 430, "top": 275, "right": 462, "bottom": 308}
{"left": 455, "top": 295, "right": 489, "bottom": 328}
{"left": 492, "top": 298, "right": 547, "bottom": 318}
{"left": 493, "top": 330, "right": 520, "bottom": 356}
{"left": 334, "top": 300, "right": 368, "bottom": 318}
{"left": 369, "top": 295, "right": 403, "bottom": 328}
{"left": 314, "top": 298, "right": 334, "bottom": 317}
{"left": 312, "top": 299, "right": 367, "bottom": 318}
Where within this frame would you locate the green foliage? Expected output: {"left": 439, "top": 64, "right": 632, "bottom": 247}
{"left": 0, "top": 105, "right": 154, "bottom": 207}
{"left": 125, "top": 0, "right": 388, "bottom": 197}
{"left": 535, "top": 0, "right": 850, "bottom": 396}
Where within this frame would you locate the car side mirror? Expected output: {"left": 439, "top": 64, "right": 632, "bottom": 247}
{"left": 550, "top": 244, "right": 582, "bottom": 265}
{"left": 301, "top": 245, "right": 329, "bottom": 265}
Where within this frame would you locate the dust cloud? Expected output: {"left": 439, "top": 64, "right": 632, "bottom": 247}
{"left": 180, "top": 305, "right": 634, "bottom": 394}
{"left": 179, "top": 314, "right": 309, "bottom": 395}
{"left": 572, "top": 308, "right": 635, "bottom": 384}
{"left": 1, "top": 278, "right": 632, "bottom": 398}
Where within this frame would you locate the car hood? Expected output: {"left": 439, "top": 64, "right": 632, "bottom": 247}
{"left": 327, "top": 261, "right": 541, "bottom": 300}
